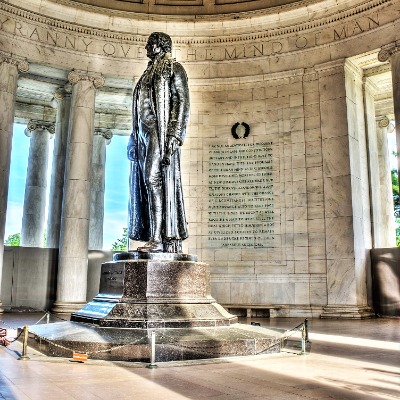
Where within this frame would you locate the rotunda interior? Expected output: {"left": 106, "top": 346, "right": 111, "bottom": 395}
{"left": 0, "top": 0, "right": 399, "bottom": 318}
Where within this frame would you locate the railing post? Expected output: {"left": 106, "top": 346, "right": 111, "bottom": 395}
{"left": 18, "top": 325, "right": 30, "bottom": 361}
{"left": 146, "top": 330, "right": 158, "bottom": 369}
{"left": 46, "top": 312, "right": 50, "bottom": 324}
{"left": 301, "top": 319, "right": 310, "bottom": 355}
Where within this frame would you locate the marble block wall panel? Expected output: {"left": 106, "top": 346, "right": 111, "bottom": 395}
{"left": 326, "top": 259, "right": 357, "bottom": 305}
{"left": 0, "top": 247, "right": 113, "bottom": 309}
{"left": 9, "top": 247, "right": 58, "bottom": 310}
{"left": 185, "top": 69, "right": 332, "bottom": 316}
{"left": 324, "top": 175, "right": 353, "bottom": 218}
{"left": 0, "top": 248, "right": 14, "bottom": 309}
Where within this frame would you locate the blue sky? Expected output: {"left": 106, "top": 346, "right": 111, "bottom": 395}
{"left": 5, "top": 123, "right": 130, "bottom": 250}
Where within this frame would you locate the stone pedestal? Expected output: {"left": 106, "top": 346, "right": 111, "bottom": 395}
{"left": 27, "top": 252, "right": 282, "bottom": 362}
{"left": 71, "top": 252, "right": 237, "bottom": 328}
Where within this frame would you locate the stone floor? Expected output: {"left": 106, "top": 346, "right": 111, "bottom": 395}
{"left": 0, "top": 313, "right": 399, "bottom": 399}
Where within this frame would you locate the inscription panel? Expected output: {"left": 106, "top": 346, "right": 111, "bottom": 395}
{"left": 207, "top": 142, "right": 280, "bottom": 249}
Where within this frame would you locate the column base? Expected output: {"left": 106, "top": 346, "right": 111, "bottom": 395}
{"left": 52, "top": 301, "right": 87, "bottom": 314}
{"left": 320, "top": 305, "right": 375, "bottom": 319}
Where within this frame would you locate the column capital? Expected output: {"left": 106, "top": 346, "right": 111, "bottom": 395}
{"left": 68, "top": 69, "right": 105, "bottom": 89}
{"left": 378, "top": 41, "right": 400, "bottom": 62}
{"left": 25, "top": 120, "right": 56, "bottom": 137}
{"left": 54, "top": 84, "right": 72, "bottom": 101}
{"left": 376, "top": 116, "right": 395, "bottom": 132}
{"left": 377, "top": 116, "right": 390, "bottom": 128}
{"left": 94, "top": 128, "right": 113, "bottom": 144}
{"left": 0, "top": 51, "right": 29, "bottom": 73}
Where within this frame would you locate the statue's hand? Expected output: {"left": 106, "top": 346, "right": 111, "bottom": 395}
{"left": 162, "top": 136, "right": 179, "bottom": 166}
{"left": 127, "top": 146, "right": 136, "bottom": 161}
{"left": 167, "top": 136, "right": 179, "bottom": 156}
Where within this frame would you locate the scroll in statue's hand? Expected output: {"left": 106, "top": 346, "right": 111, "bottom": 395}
{"left": 162, "top": 136, "right": 179, "bottom": 165}
{"left": 127, "top": 147, "right": 136, "bottom": 161}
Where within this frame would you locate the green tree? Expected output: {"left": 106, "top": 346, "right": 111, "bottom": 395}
{"left": 391, "top": 168, "right": 400, "bottom": 246}
{"left": 111, "top": 228, "right": 128, "bottom": 251}
{"left": 392, "top": 169, "right": 400, "bottom": 216}
{"left": 4, "top": 233, "right": 21, "bottom": 246}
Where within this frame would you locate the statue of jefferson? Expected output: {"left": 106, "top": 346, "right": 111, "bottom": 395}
{"left": 127, "top": 32, "right": 189, "bottom": 253}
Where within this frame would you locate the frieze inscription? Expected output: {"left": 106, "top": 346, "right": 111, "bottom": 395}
{"left": 0, "top": 4, "right": 390, "bottom": 62}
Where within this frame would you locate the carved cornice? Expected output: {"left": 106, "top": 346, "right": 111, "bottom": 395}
{"left": 68, "top": 70, "right": 105, "bottom": 89}
{"left": 378, "top": 41, "right": 400, "bottom": 62}
{"left": 0, "top": 0, "right": 393, "bottom": 45}
{"left": 0, "top": 51, "right": 29, "bottom": 73}
{"left": 24, "top": 119, "right": 56, "bottom": 136}
{"left": 314, "top": 58, "right": 345, "bottom": 76}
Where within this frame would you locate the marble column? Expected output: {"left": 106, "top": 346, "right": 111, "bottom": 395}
{"left": 89, "top": 129, "right": 112, "bottom": 250}
{"left": 379, "top": 42, "right": 400, "bottom": 175}
{"left": 376, "top": 116, "right": 396, "bottom": 247}
{"left": 52, "top": 70, "right": 104, "bottom": 313}
{"left": 0, "top": 52, "right": 29, "bottom": 313}
{"left": 316, "top": 59, "right": 374, "bottom": 319}
{"left": 20, "top": 121, "right": 55, "bottom": 247}
{"left": 46, "top": 86, "right": 72, "bottom": 248}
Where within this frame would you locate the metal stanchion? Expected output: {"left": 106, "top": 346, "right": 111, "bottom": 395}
{"left": 46, "top": 312, "right": 50, "bottom": 324}
{"left": 301, "top": 318, "right": 310, "bottom": 355}
{"left": 18, "top": 325, "right": 30, "bottom": 361}
{"left": 146, "top": 331, "right": 158, "bottom": 369}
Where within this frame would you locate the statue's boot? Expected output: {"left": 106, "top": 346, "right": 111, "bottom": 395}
{"left": 138, "top": 186, "right": 163, "bottom": 253}
{"left": 137, "top": 239, "right": 163, "bottom": 252}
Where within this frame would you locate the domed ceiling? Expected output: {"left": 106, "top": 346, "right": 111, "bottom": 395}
{"left": 69, "top": 0, "right": 304, "bottom": 15}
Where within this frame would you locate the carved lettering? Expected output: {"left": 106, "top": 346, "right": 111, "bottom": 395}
{"left": 207, "top": 142, "right": 278, "bottom": 249}
{"left": 187, "top": 49, "right": 196, "bottom": 60}
{"left": 205, "top": 48, "right": 214, "bottom": 60}
{"left": 29, "top": 27, "right": 39, "bottom": 40}
{"left": 272, "top": 42, "right": 283, "bottom": 54}
{"left": 64, "top": 35, "right": 76, "bottom": 49}
{"left": 225, "top": 47, "right": 238, "bottom": 59}
{"left": 120, "top": 44, "right": 131, "bottom": 57}
{"left": 0, "top": 9, "right": 385, "bottom": 61}
{"left": 314, "top": 32, "right": 321, "bottom": 46}
{"left": 333, "top": 13, "right": 379, "bottom": 41}
{"left": 46, "top": 30, "right": 58, "bottom": 46}
{"left": 351, "top": 21, "right": 364, "bottom": 35}
{"left": 295, "top": 36, "right": 308, "bottom": 49}
{"left": 14, "top": 22, "right": 26, "bottom": 37}
{"left": 334, "top": 26, "right": 347, "bottom": 40}
{"left": 0, "top": 17, "right": 10, "bottom": 31}
{"left": 367, "top": 15, "right": 379, "bottom": 29}
{"left": 253, "top": 44, "right": 264, "bottom": 57}
{"left": 82, "top": 39, "right": 93, "bottom": 52}
{"left": 103, "top": 43, "right": 116, "bottom": 56}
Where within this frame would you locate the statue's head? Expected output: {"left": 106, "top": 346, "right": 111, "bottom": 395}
{"left": 146, "top": 32, "right": 172, "bottom": 59}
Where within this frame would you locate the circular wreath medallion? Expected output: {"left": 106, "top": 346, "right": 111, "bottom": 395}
{"left": 231, "top": 122, "right": 250, "bottom": 139}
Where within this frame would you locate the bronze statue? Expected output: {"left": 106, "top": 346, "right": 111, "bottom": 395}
{"left": 127, "top": 32, "right": 189, "bottom": 253}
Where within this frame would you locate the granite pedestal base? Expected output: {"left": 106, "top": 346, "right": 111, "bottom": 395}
{"left": 26, "top": 322, "right": 281, "bottom": 362}
{"left": 25, "top": 252, "right": 281, "bottom": 361}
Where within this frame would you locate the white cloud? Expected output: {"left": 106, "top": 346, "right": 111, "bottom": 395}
{"left": 5, "top": 201, "right": 23, "bottom": 238}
